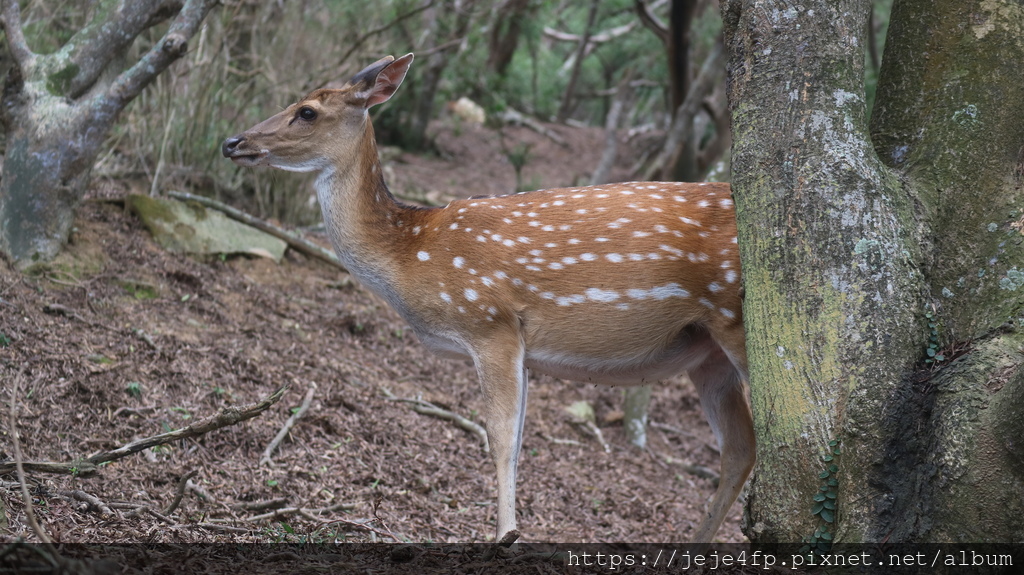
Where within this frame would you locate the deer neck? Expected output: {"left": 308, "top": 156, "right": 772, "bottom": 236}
{"left": 314, "top": 118, "right": 426, "bottom": 302}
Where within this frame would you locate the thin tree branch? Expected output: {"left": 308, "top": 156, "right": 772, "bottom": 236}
{"left": 542, "top": 22, "right": 636, "bottom": 45}
{"left": 9, "top": 370, "right": 54, "bottom": 546}
{"left": 635, "top": 0, "right": 670, "bottom": 44}
{"left": 260, "top": 383, "right": 316, "bottom": 466}
{"left": 0, "top": 0, "right": 36, "bottom": 69}
{"left": 100, "top": 0, "right": 218, "bottom": 113}
{"left": 645, "top": 40, "right": 724, "bottom": 181}
{"left": 0, "top": 386, "right": 288, "bottom": 476}
{"left": 166, "top": 191, "right": 347, "bottom": 271}
{"left": 63, "top": 0, "right": 182, "bottom": 99}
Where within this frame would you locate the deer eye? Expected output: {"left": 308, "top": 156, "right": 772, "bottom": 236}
{"left": 298, "top": 106, "right": 317, "bottom": 121}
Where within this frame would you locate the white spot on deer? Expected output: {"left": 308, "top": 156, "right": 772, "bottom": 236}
{"left": 458, "top": 208, "right": 468, "bottom": 213}
{"left": 608, "top": 218, "right": 632, "bottom": 229}
{"left": 562, "top": 256, "right": 578, "bottom": 265}
{"left": 699, "top": 297, "right": 715, "bottom": 309}
{"left": 526, "top": 265, "right": 542, "bottom": 272}
{"left": 674, "top": 196, "right": 687, "bottom": 202}
{"left": 629, "top": 253, "right": 644, "bottom": 261}
{"left": 468, "top": 268, "right": 478, "bottom": 275}
{"left": 465, "top": 288, "right": 479, "bottom": 302}
{"left": 627, "top": 283, "right": 691, "bottom": 300}
{"left": 721, "top": 261, "right": 732, "bottom": 269}
{"left": 708, "top": 282, "right": 724, "bottom": 293}
{"left": 488, "top": 306, "right": 498, "bottom": 316}
{"left": 517, "top": 236, "right": 531, "bottom": 244}
{"left": 633, "top": 230, "right": 652, "bottom": 238}
{"left": 512, "top": 211, "right": 523, "bottom": 217}
{"left": 568, "top": 238, "right": 581, "bottom": 245}
{"left": 680, "top": 217, "right": 701, "bottom": 227}
{"left": 477, "top": 235, "right": 487, "bottom": 242}
{"left": 502, "top": 218, "right": 513, "bottom": 224}
{"left": 417, "top": 251, "right": 430, "bottom": 261}
{"left": 654, "top": 224, "right": 670, "bottom": 234}
{"left": 516, "top": 257, "right": 529, "bottom": 265}
{"left": 585, "top": 288, "right": 620, "bottom": 302}
{"left": 494, "top": 271, "right": 508, "bottom": 280}
{"left": 492, "top": 234, "right": 503, "bottom": 242}
{"left": 647, "top": 253, "right": 662, "bottom": 260}
{"left": 650, "top": 194, "right": 663, "bottom": 199}
{"left": 660, "top": 245, "right": 684, "bottom": 257}
{"left": 549, "top": 262, "right": 564, "bottom": 270}
{"left": 528, "top": 212, "right": 539, "bottom": 217}
{"left": 545, "top": 242, "right": 558, "bottom": 248}
{"left": 576, "top": 208, "right": 588, "bottom": 215}
{"left": 542, "top": 225, "right": 556, "bottom": 232}
{"left": 616, "top": 303, "right": 630, "bottom": 310}
{"left": 482, "top": 277, "right": 495, "bottom": 287}
{"left": 540, "top": 292, "right": 555, "bottom": 300}
{"left": 528, "top": 221, "right": 541, "bottom": 227}
{"left": 529, "top": 249, "right": 543, "bottom": 257}
{"left": 721, "top": 308, "right": 736, "bottom": 319}
{"left": 449, "top": 223, "right": 459, "bottom": 230}
{"left": 725, "top": 270, "right": 738, "bottom": 284}
{"left": 698, "top": 200, "right": 710, "bottom": 208}
{"left": 553, "top": 200, "right": 565, "bottom": 206}
{"left": 606, "top": 253, "right": 624, "bottom": 263}
{"left": 732, "top": 237, "right": 738, "bottom": 243}
{"left": 572, "top": 194, "right": 585, "bottom": 199}
{"left": 503, "top": 239, "right": 516, "bottom": 247}
{"left": 720, "top": 198, "right": 734, "bottom": 208}
{"left": 452, "top": 257, "right": 465, "bottom": 269}
{"left": 580, "top": 253, "right": 597, "bottom": 261}
{"left": 595, "top": 237, "right": 610, "bottom": 242}
{"left": 470, "top": 202, "right": 480, "bottom": 207}
{"left": 439, "top": 292, "right": 452, "bottom": 303}
{"left": 596, "top": 193, "right": 609, "bottom": 199}
{"left": 559, "top": 224, "right": 571, "bottom": 231}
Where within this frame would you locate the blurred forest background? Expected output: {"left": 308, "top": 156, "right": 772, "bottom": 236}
{"left": 11, "top": 0, "right": 889, "bottom": 225}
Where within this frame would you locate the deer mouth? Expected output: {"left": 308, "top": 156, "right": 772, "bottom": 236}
{"left": 226, "top": 151, "right": 267, "bottom": 166}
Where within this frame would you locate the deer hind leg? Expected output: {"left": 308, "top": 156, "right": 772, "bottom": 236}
{"left": 687, "top": 346, "right": 755, "bottom": 543}
{"left": 472, "top": 332, "right": 529, "bottom": 541}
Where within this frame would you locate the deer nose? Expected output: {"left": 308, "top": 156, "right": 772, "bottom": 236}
{"left": 221, "top": 136, "right": 244, "bottom": 157}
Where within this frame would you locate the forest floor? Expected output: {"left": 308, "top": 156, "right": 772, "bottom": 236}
{"left": 0, "top": 118, "right": 746, "bottom": 556}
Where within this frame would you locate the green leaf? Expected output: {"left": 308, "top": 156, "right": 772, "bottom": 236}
{"left": 814, "top": 493, "right": 826, "bottom": 502}
{"left": 927, "top": 348, "right": 936, "bottom": 357}
{"left": 829, "top": 464, "right": 839, "bottom": 473}
{"left": 812, "top": 502, "right": 824, "bottom": 515}
{"left": 935, "top": 354, "right": 945, "bottom": 361}
{"left": 820, "top": 509, "right": 835, "bottom": 523}
{"left": 823, "top": 454, "right": 833, "bottom": 462}
{"left": 828, "top": 440, "right": 838, "bottom": 447}
{"left": 819, "top": 470, "right": 831, "bottom": 479}
{"left": 819, "top": 529, "right": 833, "bottom": 541}
{"left": 826, "top": 490, "right": 838, "bottom": 499}
{"left": 828, "top": 478, "right": 838, "bottom": 487}
{"left": 824, "top": 500, "right": 836, "bottom": 510}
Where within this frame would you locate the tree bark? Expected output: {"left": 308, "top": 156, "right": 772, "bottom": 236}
{"left": 722, "top": 0, "right": 1024, "bottom": 543}
{"left": 0, "top": 0, "right": 218, "bottom": 266}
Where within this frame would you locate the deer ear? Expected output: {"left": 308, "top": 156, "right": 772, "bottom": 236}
{"left": 348, "top": 53, "right": 414, "bottom": 108}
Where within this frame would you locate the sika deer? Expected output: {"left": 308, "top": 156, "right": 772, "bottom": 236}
{"left": 222, "top": 53, "right": 754, "bottom": 543}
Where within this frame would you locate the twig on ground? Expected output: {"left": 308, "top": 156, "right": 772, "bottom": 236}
{"left": 54, "top": 490, "right": 114, "bottom": 518}
{"left": 166, "top": 191, "right": 346, "bottom": 271}
{"left": 260, "top": 383, "right": 316, "bottom": 466}
{"left": 541, "top": 434, "right": 584, "bottom": 447}
{"left": 0, "top": 385, "right": 289, "bottom": 476}
{"left": 208, "top": 501, "right": 355, "bottom": 524}
{"left": 323, "top": 516, "right": 405, "bottom": 543}
{"left": 495, "top": 108, "right": 568, "bottom": 147}
{"left": 163, "top": 470, "right": 198, "bottom": 515}
{"left": 9, "top": 370, "right": 56, "bottom": 547}
{"left": 186, "top": 523, "right": 253, "bottom": 534}
{"left": 380, "top": 388, "right": 489, "bottom": 452}
{"left": 230, "top": 498, "right": 289, "bottom": 512}
{"left": 662, "top": 455, "right": 719, "bottom": 484}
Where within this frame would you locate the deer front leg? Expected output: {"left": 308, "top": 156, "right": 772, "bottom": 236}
{"left": 472, "top": 332, "right": 529, "bottom": 542}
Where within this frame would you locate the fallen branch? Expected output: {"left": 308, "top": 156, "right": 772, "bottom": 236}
{"left": 381, "top": 388, "right": 489, "bottom": 452}
{"left": 54, "top": 490, "right": 114, "bottom": 518}
{"left": 0, "top": 386, "right": 288, "bottom": 476}
{"left": 260, "top": 383, "right": 316, "bottom": 466}
{"left": 495, "top": 108, "right": 567, "bottom": 147}
{"left": 323, "top": 516, "right": 405, "bottom": 543}
{"left": 166, "top": 191, "right": 346, "bottom": 272}
{"left": 207, "top": 500, "right": 355, "bottom": 524}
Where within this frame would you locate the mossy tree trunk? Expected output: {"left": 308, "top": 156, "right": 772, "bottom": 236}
{"left": 722, "top": 0, "right": 1024, "bottom": 543}
{"left": 0, "top": 0, "right": 217, "bottom": 267}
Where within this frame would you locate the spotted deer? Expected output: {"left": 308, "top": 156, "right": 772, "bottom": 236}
{"left": 222, "top": 53, "right": 754, "bottom": 543}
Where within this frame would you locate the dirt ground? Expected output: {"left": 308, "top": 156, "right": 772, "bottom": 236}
{"left": 0, "top": 118, "right": 746, "bottom": 549}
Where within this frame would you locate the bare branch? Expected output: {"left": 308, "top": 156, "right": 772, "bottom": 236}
{"left": 166, "top": 191, "right": 346, "bottom": 271}
{"left": 260, "top": 383, "right": 316, "bottom": 466}
{"left": 0, "top": 385, "right": 288, "bottom": 476}
{"left": 0, "top": 0, "right": 36, "bottom": 69}
{"left": 645, "top": 41, "right": 725, "bottom": 181}
{"left": 62, "top": 0, "right": 182, "bottom": 99}
{"left": 100, "top": 0, "right": 219, "bottom": 113}
{"left": 635, "top": 0, "right": 669, "bottom": 44}
{"left": 542, "top": 22, "right": 636, "bottom": 44}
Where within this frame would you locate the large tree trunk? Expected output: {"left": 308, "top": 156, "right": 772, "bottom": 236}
{"left": 722, "top": 0, "right": 1024, "bottom": 544}
{"left": 0, "top": 0, "right": 217, "bottom": 267}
